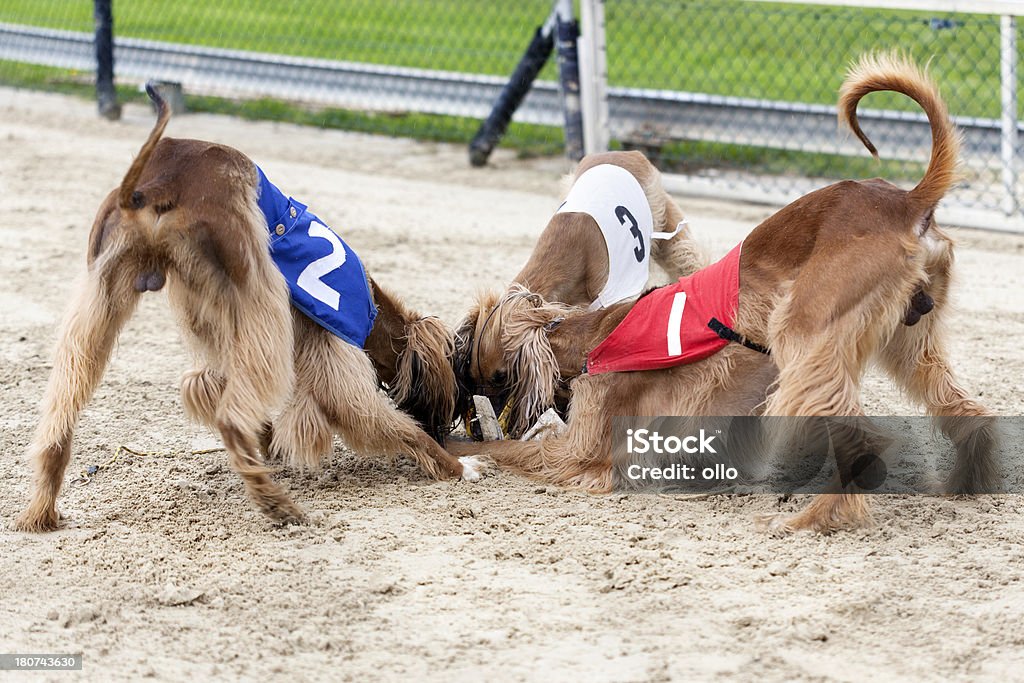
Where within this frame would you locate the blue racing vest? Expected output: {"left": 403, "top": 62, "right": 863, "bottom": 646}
{"left": 255, "top": 165, "right": 377, "bottom": 347}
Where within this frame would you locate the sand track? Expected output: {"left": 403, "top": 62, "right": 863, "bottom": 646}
{"left": 1, "top": 88, "right": 1023, "bottom": 682}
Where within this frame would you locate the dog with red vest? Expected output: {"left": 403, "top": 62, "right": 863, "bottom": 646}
{"left": 451, "top": 54, "right": 1000, "bottom": 534}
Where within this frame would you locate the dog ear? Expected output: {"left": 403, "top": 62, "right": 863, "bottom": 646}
{"left": 390, "top": 316, "right": 457, "bottom": 443}
{"left": 500, "top": 299, "right": 563, "bottom": 438}
{"left": 452, "top": 308, "right": 479, "bottom": 421}
{"left": 453, "top": 289, "right": 502, "bottom": 390}
{"left": 453, "top": 309, "right": 478, "bottom": 382}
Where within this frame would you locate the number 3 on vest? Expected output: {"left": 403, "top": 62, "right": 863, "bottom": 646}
{"left": 615, "top": 205, "right": 645, "bottom": 262}
{"left": 297, "top": 221, "right": 347, "bottom": 310}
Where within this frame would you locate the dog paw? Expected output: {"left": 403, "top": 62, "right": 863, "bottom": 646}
{"left": 459, "top": 455, "right": 493, "bottom": 482}
{"left": 260, "top": 499, "right": 307, "bottom": 526}
{"left": 755, "top": 513, "right": 797, "bottom": 537}
{"left": 12, "top": 506, "right": 62, "bottom": 533}
{"left": 756, "top": 509, "right": 871, "bottom": 536}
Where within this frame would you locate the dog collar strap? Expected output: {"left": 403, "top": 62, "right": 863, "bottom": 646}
{"left": 707, "top": 317, "right": 770, "bottom": 355}
{"left": 586, "top": 243, "right": 743, "bottom": 374}
{"left": 651, "top": 220, "right": 688, "bottom": 241}
{"left": 254, "top": 164, "right": 378, "bottom": 348}
{"left": 557, "top": 164, "right": 655, "bottom": 311}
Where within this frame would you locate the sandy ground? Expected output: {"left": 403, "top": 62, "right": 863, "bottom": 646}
{"left": 2, "top": 87, "right": 1024, "bottom": 682}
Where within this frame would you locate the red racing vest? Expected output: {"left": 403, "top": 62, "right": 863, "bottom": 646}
{"left": 586, "top": 244, "right": 743, "bottom": 375}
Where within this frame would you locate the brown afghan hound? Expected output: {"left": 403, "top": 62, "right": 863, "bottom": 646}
{"left": 450, "top": 54, "right": 1001, "bottom": 533}
{"left": 15, "top": 85, "right": 474, "bottom": 533}
{"left": 455, "top": 150, "right": 708, "bottom": 438}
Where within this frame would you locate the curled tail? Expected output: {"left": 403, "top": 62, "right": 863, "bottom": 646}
{"left": 118, "top": 81, "right": 172, "bottom": 209}
{"left": 838, "top": 53, "right": 961, "bottom": 213}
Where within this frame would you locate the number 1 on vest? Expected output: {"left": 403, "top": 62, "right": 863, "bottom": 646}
{"left": 666, "top": 292, "right": 687, "bottom": 357}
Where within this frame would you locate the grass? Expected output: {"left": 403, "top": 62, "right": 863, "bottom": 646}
{"left": 0, "top": 60, "right": 565, "bottom": 158}
{"left": 635, "top": 138, "right": 926, "bottom": 184}
{"left": 0, "top": 0, "right": 1017, "bottom": 117}
{"left": 0, "top": 1, "right": 1008, "bottom": 182}
{"left": 3, "top": 58, "right": 929, "bottom": 185}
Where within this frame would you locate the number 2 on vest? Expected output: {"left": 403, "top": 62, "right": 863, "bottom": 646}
{"left": 297, "top": 221, "right": 347, "bottom": 310}
{"left": 616, "top": 205, "right": 645, "bottom": 262}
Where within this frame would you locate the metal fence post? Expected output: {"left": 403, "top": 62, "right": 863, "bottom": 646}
{"left": 579, "top": 0, "right": 610, "bottom": 155}
{"left": 1000, "top": 13, "right": 1018, "bottom": 215}
{"left": 94, "top": 0, "right": 120, "bottom": 120}
{"left": 554, "top": 0, "right": 584, "bottom": 161}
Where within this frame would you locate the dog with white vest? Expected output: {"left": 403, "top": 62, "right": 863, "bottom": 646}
{"left": 454, "top": 150, "right": 707, "bottom": 439}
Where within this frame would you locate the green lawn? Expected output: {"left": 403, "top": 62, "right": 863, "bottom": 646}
{"left": 0, "top": 1, "right": 1014, "bottom": 185}
{"left": 0, "top": 0, "right": 1017, "bottom": 118}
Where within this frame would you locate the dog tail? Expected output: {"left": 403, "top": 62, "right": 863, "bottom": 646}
{"left": 838, "top": 53, "right": 961, "bottom": 212}
{"left": 118, "top": 81, "right": 172, "bottom": 210}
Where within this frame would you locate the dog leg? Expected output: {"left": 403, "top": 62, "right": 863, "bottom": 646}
{"left": 180, "top": 366, "right": 226, "bottom": 427}
{"left": 880, "top": 311, "right": 1000, "bottom": 494}
{"left": 334, "top": 364, "right": 465, "bottom": 480}
{"left": 267, "top": 317, "right": 350, "bottom": 469}
{"left": 15, "top": 269, "right": 140, "bottom": 532}
{"left": 271, "top": 388, "right": 334, "bottom": 470}
{"left": 180, "top": 365, "right": 305, "bottom": 516}
{"left": 177, "top": 329, "right": 305, "bottom": 520}
{"left": 756, "top": 243, "right": 928, "bottom": 533}
{"left": 762, "top": 492, "right": 872, "bottom": 536}
{"left": 213, "top": 337, "right": 303, "bottom": 523}
{"left": 447, "top": 437, "right": 614, "bottom": 491}
{"left": 181, "top": 368, "right": 278, "bottom": 463}
{"left": 761, "top": 329, "right": 877, "bottom": 533}
{"left": 293, "top": 319, "right": 465, "bottom": 480}
{"left": 448, "top": 376, "right": 616, "bottom": 491}
{"left": 201, "top": 248, "right": 302, "bottom": 523}
{"left": 217, "top": 419, "right": 304, "bottom": 524}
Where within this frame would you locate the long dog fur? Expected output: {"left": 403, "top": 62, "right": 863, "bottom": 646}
{"left": 450, "top": 54, "right": 1000, "bottom": 533}
{"left": 455, "top": 150, "right": 708, "bottom": 437}
{"left": 15, "top": 85, "right": 469, "bottom": 532}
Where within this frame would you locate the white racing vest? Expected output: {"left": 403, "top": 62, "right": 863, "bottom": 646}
{"left": 556, "top": 164, "right": 683, "bottom": 310}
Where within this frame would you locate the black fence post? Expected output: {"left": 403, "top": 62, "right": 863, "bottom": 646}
{"left": 94, "top": 0, "right": 121, "bottom": 120}
{"left": 468, "top": 22, "right": 555, "bottom": 167}
{"left": 555, "top": 5, "right": 584, "bottom": 162}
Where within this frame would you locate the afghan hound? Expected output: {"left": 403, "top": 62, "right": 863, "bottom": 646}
{"left": 455, "top": 150, "right": 708, "bottom": 438}
{"left": 450, "top": 54, "right": 1000, "bottom": 533}
{"left": 15, "top": 84, "right": 477, "bottom": 533}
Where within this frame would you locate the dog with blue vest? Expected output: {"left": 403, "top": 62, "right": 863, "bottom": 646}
{"left": 15, "top": 83, "right": 480, "bottom": 532}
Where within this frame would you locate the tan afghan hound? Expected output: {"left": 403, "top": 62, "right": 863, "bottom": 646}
{"left": 455, "top": 150, "right": 708, "bottom": 438}
{"left": 15, "top": 84, "right": 474, "bottom": 533}
{"left": 450, "top": 54, "right": 1001, "bottom": 533}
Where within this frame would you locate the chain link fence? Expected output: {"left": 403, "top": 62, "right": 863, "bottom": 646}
{"left": 0, "top": 0, "right": 565, "bottom": 154}
{"left": 1, "top": 1, "right": 1021, "bottom": 228}
{"left": 604, "top": 1, "right": 1021, "bottom": 225}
